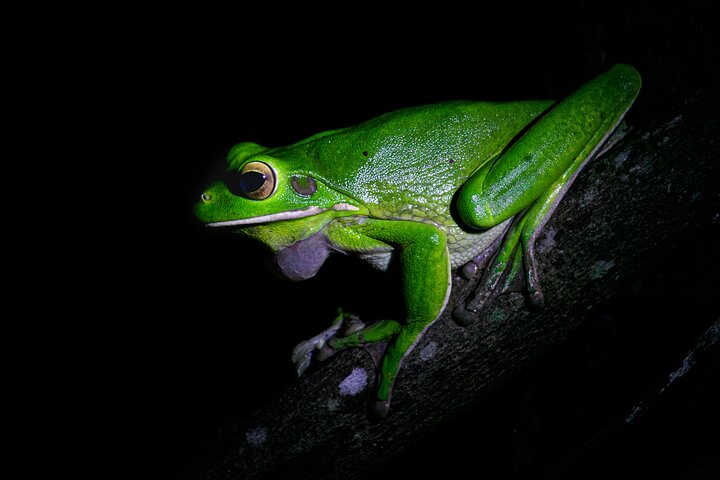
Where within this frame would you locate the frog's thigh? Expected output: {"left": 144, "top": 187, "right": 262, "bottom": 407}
{"left": 456, "top": 64, "right": 640, "bottom": 231}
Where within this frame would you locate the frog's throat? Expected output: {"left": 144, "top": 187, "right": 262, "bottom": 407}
{"left": 205, "top": 203, "right": 359, "bottom": 228}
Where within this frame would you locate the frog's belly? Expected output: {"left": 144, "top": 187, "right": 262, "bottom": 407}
{"left": 357, "top": 219, "right": 510, "bottom": 272}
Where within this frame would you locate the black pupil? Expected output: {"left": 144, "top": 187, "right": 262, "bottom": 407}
{"left": 240, "top": 171, "right": 267, "bottom": 194}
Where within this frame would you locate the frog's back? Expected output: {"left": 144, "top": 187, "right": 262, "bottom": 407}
{"left": 310, "top": 101, "right": 550, "bottom": 219}
{"left": 276, "top": 100, "right": 552, "bottom": 266}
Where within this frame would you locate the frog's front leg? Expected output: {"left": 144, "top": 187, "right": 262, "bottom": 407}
{"left": 315, "top": 218, "right": 450, "bottom": 417}
{"left": 453, "top": 64, "right": 641, "bottom": 322}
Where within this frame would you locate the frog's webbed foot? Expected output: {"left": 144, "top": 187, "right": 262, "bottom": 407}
{"left": 452, "top": 214, "right": 544, "bottom": 326}
{"left": 291, "top": 310, "right": 365, "bottom": 377}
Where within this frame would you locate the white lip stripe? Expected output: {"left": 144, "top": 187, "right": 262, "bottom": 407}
{"left": 206, "top": 206, "right": 325, "bottom": 227}
{"left": 205, "top": 203, "right": 359, "bottom": 228}
{"left": 332, "top": 203, "right": 360, "bottom": 211}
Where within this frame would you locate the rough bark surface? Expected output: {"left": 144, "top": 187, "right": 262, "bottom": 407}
{"left": 191, "top": 80, "right": 720, "bottom": 480}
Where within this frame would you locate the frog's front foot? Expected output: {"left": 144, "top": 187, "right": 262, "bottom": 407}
{"left": 291, "top": 323, "right": 341, "bottom": 377}
{"left": 291, "top": 310, "right": 364, "bottom": 376}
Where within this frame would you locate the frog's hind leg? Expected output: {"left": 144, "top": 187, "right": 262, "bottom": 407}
{"left": 452, "top": 117, "right": 621, "bottom": 325}
{"left": 452, "top": 66, "right": 640, "bottom": 324}
{"left": 518, "top": 102, "right": 634, "bottom": 308}
{"left": 516, "top": 106, "right": 633, "bottom": 298}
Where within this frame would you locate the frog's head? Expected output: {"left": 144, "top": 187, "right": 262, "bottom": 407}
{"left": 195, "top": 142, "right": 364, "bottom": 250}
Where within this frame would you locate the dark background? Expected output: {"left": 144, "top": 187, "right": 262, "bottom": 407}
{"left": 108, "top": 2, "right": 719, "bottom": 478}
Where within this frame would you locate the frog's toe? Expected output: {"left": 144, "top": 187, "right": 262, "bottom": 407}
{"left": 459, "top": 233, "right": 507, "bottom": 280}
{"left": 528, "top": 289, "right": 544, "bottom": 310}
{"left": 451, "top": 305, "right": 478, "bottom": 326}
{"left": 460, "top": 261, "right": 479, "bottom": 280}
{"left": 291, "top": 319, "right": 344, "bottom": 376}
{"left": 291, "top": 342, "right": 315, "bottom": 377}
{"left": 341, "top": 315, "right": 366, "bottom": 335}
{"left": 453, "top": 279, "right": 503, "bottom": 326}
{"left": 371, "top": 399, "right": 391, "bottom": 419}
{"left": 315, "top": 343, "right": 337, "bottom": 362}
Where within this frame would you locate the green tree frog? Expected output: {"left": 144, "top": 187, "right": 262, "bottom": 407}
{"left": 195, "top": 64, "right": 641, "bottom": 417}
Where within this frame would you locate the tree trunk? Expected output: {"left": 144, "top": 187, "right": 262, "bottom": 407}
{"left": 188, "top": 79, "right": 720, "bottom": 480}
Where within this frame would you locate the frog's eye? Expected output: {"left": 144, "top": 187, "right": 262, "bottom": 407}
{"left": 239, "top": 161, "right": 276, "bottom": 200}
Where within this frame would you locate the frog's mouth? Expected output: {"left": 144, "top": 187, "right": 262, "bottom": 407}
{"left": 205, "top": 203, "right": 359, "bottom": 227}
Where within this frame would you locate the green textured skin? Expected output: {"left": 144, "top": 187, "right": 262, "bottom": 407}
{"left": 265, "top": 100, "right": 551, "bottom": 265}
{"left": 195, "top": 64, "right": 641, "bottom": 413}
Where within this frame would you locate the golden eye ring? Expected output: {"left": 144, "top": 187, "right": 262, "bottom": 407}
{"left": 239, "top": 161, "right": 276, "bottom": 200}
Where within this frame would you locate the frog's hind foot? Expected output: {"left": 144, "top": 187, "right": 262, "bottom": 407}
{"left": 452, "top": 245, "right": 525, "bottom": 326}
{"left": 452, "top": 214, "right": 543, "bottom": 326}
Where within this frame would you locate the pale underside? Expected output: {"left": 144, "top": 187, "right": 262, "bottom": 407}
{"left": 356, "top": 216, "right": 511, "bottom": 272}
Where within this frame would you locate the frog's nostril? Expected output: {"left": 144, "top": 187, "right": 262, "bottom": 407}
{"left": 201, "top": 192, "right": 212, "bottom": 202}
